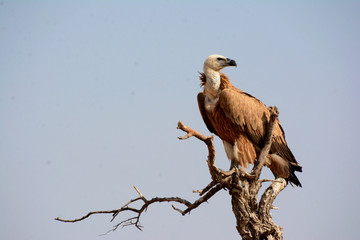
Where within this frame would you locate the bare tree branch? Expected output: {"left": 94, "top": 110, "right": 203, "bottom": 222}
{"left": 173, "top": 183, "right": 223, "bottom": 215}
{"left": 55, "top": 184, "right": 219, "bottom": 232}
{"left": 251, "top": 106, "right": 279, "bottom": 179}
{"left": 56, "top": 106, "right": 288, "bottom": 239}
{"left": 55, "top": 210, "right": 123, "bottom": 223}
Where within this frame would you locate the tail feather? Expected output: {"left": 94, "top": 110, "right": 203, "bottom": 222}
{"left": 266, "top": 154, "right": 302, "bottom": 187}
{"left": 288, "top": 162, "right": 302, "bottom": 187}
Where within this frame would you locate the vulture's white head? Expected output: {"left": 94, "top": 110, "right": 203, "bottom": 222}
{"left": 203, "top": 54, "right": 237, "bottom": 72}
{"left": 202, "top": 54, "right": 237, "bottom": 98}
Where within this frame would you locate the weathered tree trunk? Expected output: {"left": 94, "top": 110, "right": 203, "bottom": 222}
{"left": 230, "top": 177, "right": 286, "bottom": 240}
{"left": 226, "top": 106, "right": 286, "bottom": 239}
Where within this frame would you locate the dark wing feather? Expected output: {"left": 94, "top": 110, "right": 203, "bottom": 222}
{"left": 197, "top": 92, "right": 218, "bottom": 135}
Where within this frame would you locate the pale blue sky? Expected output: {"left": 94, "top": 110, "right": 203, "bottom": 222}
{"left": 1, "top": 1, "right": 359, "bottom": 239}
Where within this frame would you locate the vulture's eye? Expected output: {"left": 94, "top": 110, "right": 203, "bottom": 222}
{"left": 217, "top": 57, "right": 224, "bottom": 61}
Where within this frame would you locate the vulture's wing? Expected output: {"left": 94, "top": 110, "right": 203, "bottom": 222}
{"left": 218, "top": 88, "right": 300, "bottom": 167}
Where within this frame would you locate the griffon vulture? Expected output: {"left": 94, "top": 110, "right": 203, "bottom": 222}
{"left": 197, "top": 54, "right": 302, "bottom": 187}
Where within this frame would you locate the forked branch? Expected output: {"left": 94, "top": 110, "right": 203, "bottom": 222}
{"left": 55, "top": 184, "right": 220, "bottom": 232}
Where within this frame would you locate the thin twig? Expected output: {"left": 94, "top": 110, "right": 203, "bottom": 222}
{"left": 193, "top": 181, "right": 217, "bottom": 196}
{"left": 133, "top": 186, "right": 143, "bottom": 197}
{"left": 55, "top": 210, "right": 118, "bottom": 223}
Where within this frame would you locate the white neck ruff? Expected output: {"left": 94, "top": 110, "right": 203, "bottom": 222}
{"left": 204, "top": 67, "right": 221, "bottom": 98}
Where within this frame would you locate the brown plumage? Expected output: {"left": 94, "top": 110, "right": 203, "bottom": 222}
{"left": 198, "top": 71, "right": 302, "bottom": 187}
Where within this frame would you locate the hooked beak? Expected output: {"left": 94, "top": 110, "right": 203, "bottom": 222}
{"left": 226, "top": 58, "right": 237, "bottom": 67}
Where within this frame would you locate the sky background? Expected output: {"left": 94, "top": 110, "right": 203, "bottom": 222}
{"left": 1, "top": 1, "right": 360, "bottom": 239}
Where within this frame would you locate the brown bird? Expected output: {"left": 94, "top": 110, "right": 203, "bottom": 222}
{"left": 197, "top": 54, "right": 302, "bottom": 187}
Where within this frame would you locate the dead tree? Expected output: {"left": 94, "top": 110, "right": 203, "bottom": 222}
{"left": 56, "top": 106, "right": 288, "bottom": 239}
